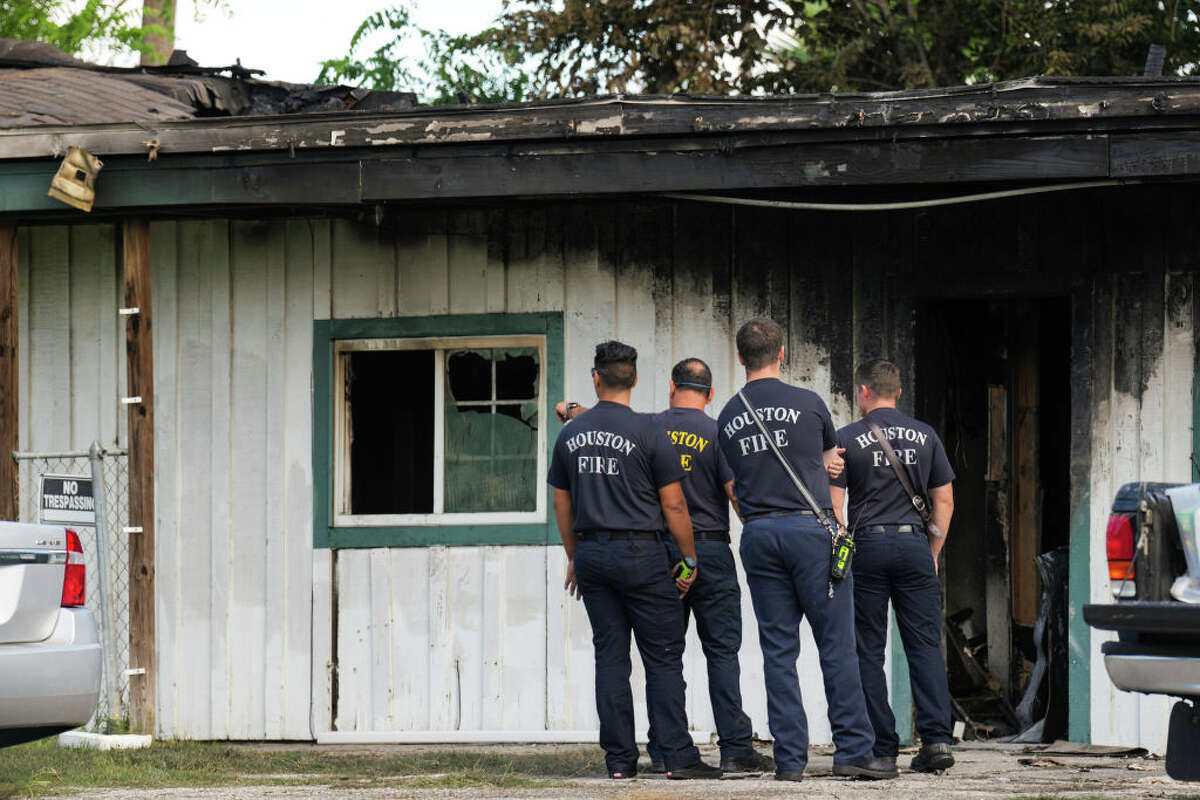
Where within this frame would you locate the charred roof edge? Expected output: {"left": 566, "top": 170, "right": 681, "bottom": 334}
{"left": 4, "top": 76, "right": 1200, "bottom": 161}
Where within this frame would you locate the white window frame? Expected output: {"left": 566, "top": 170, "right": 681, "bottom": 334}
{"left": 333, "top": 334, "right": 547, "bottom": 527}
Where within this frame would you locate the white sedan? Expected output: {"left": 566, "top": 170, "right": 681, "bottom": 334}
{"left": 0, "top": 522, "right": 102, "bottom": 747}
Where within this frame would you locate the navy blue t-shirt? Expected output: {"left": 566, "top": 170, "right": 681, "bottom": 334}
{"left": 547, "top": 401, "right": 686, "bottom": 532}
{"left": 716, "top": 378, "right": 838, "bottom": 518}
{"left": 831, "top": 407, "right": 955, "bottom": 530}
{"left": 650, "top": 407, "right": 734, "bottom": 532}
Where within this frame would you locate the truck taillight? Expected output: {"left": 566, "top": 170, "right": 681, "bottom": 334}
{"left": 61, "top": 529, "right": 85, "bottom": 607}
{"left": 1106, "top": 513, "right": 1135, "bottom": 582}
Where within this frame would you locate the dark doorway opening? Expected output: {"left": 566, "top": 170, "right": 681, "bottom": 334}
{"left": 914, "top": 297, "right": 1071, "bottom": 742}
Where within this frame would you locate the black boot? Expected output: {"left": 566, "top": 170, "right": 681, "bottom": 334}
{"left": 833, "top": 756, "right": 900, "bottom": 780}
{"left": 911, "top": 743, "right": 955, "bottom": 773}
{"left": 721, "top": 751, "right": 776, "bottom": 775}
{"left": 649, "top": 758, "right": 667, "bottom": 774}
{"left": 667, "top": 761, "right": 723, "bottom": 779}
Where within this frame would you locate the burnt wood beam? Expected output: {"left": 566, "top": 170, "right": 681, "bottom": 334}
{"left": 5, "top": 77, "right": 1200, "bottom": 160}
{"left": 122, "top": 219, "right": 156, "bottom": 736}
{"left": 0, "top": 226, "right": 15, "bottom": 521}
{"left": 6, "top": 128, "right": 1200, "bottom": 216}
{"left": 2, "top": 134, "right": 1114, "bottom": 215}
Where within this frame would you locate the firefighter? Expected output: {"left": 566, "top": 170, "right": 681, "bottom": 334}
{"left": 829, "top": 359, "right": 956, "bottom": 773}
{"left": 548, "top": 341, "right": 721, "bottom": 780}
{"left": 558, "top": 357, "right": 775, "bottom": 776}
{"left": 716, "top": 318, "right": 896, "bottom": 782}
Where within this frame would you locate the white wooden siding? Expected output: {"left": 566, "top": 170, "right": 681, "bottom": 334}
{"left": 14, "top": 210, "right": 1194, "bottom": 752}
{"left": 1089, "top": 271, "right": 1196, "bottom": 752}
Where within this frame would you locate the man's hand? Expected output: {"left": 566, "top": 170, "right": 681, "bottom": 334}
{"left": 564, "top": 559, "right": 581, "bottom": 599}
{"left": 555, "top": 401, "right": 571, "bottom": 423}
{"left": 825, "top": 447, "right": 847, "bottom": 480}
{"left": 674, "top": 565, "right": 697, "bottom": 597}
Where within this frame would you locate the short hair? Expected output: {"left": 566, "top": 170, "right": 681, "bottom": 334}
{"left": 736, "top": 317, "right": 785, "bottom": 371}
{"left": 593, "top": 340, "right": 638, "bottom": 389}
{"left": 855, "top": 359, "right": 902, "bottom": 399}
{"left": 671, "top": 357, "right": 712, "bottom": 393}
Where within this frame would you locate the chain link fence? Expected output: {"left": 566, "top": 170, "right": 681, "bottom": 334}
{"left": 13, "top": 444, "right": 129, "bottom": 731}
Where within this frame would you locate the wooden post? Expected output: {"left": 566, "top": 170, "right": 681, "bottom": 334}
{"left": 123, "top": 220, "right": 155, "bottom": 734}
{"left": 0, "top": 226, "right": 16, "bottom": 521}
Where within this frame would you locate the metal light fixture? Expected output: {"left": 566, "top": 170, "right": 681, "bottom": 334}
{"left": 47, "top": 147, "right": 103, "bottom": 212}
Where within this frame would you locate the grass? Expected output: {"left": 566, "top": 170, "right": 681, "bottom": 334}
{"left": 0, "top": 739, "right": 604, "bottom": 797}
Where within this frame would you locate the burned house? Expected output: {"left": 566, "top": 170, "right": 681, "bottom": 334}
{"left": 0, "top": 38, "right": 1196, "bottom": 750}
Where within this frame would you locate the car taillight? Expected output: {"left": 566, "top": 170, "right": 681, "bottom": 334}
{"left": 1106, "top": 513, "right": 1135, "bottom": 582}
{"left": 61, "top": 529, "right": 85, "bottom": 607}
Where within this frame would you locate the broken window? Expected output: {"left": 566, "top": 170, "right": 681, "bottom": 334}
{"left": 444, "top": 348, "right": 540, "bottom": 513}
{"left": 336, "top": 336, "right": 545, "bottom": 524}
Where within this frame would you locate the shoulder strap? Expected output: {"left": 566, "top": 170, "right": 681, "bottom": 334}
{"left": 737, "top": 390, "right": 839, "bottom": 539}
{"left": 864, "top": 419, "right": 932, "bottom": 526}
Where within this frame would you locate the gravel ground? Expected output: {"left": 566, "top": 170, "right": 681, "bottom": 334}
{"left": 59, "top": 743, "right": 1196, "bottom": 800}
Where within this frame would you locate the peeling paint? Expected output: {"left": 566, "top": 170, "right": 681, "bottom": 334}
{"left": 575, "top": 114, "right": 623, "bottom": 135}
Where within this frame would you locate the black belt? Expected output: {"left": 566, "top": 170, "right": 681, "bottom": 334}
{"left": 742, "top": 509, "right": 817, "bottom": 522}
{"left": 693, "top": 531, "right": 730, "bottom": 542}
{"left": 577, "top": 530, "right": 662, "bottom": 541}
{"left": 861, "top": 524, "right": 923, "bottom": 534}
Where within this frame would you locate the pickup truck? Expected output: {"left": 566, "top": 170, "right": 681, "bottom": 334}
{"left": 1083, "top": 482, "right": 1200, "bottom": 781}
{"left": 0, "top": 523, "right": 102, "bottom": 747}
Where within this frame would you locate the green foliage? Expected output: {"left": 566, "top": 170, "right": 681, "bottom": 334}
{"left": 0, "top": 0, "right": 145, "bottom": 57}
{"left": 316, "top": 6, "right": 531, "bottom": 104}
{"left": 488, "top": 0, "right": 1200, "bottom": 96}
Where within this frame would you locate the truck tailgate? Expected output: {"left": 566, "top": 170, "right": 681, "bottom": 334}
{"left": 0, "top": 524, "right": 67, "bottom": 645}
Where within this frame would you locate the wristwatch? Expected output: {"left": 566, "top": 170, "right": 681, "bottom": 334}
{"left": 683, "top": 556, "right": 697, "bottom": 570}
{"left": 565, "top": 402, "right": 581, "bottom": 417}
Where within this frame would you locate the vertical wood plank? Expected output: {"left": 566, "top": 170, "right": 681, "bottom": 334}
{"left": 331, "top": 219, "right": 384, "bottom": 319}
{"left": 149, "top": 221, "right": 178, "bottom": 736}
{"left": 426, "top": 546, "right": 456, "bottom": 729}
{"left": 0, "top": 225, "right": 17, "bottom": 520}
{"left": 449, "top": 547, "right": 485, "bottom": 729}
{"left": 481, "top": 545, "right": 504, "bottom": 728}
{"left": 262, "top": 222, "right": 289, "bottom": 739}
{"left": 387, "top": 548, "right": 430, "bottom": 729}
{"left": 122, "top": 219, "right": 156, "bottom": 735}
{"left": 228, "top": 220, "right": 270, "bottom": 738}
{"left": 283, "top": 220, "right": 316, "bottom": 738}
{"left": 485, "top": 209, "right": 507, "bottom": 315}
{"left": 174, "top": 220, "right": 221, "bottom": 738}
{"left": 1011, "top": 310, "right": 1040, "bottom": 627}
{"left": 311, "top": 549, "right": 334, "bottom": 734}
{"left": 28, "top": 226, "right": 70, "bottom": 451}
{"left": 500, "top": 548, "right": 548, "bottom": 730}
{"left": 448, "top": 211, "right": 489, "bottom": 315}
{"left": 334, "top": 550, "right": 371, "bottom": 731}
{"left": 368, "top": 548, "right": 394, "bottom": 729}
{"left": 16, "top": 227, "right": 28, "bottom": 454}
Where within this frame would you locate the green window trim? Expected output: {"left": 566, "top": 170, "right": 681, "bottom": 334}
{"left": 312, "top": 312, "right": 565, "bottom": 549}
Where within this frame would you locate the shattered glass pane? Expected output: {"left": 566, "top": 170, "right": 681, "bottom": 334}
{"left": 496, "top": 348, "right": 539, "bottom": 400}
{"left": 444, "top": 349, "right": 540, "bottom": 513}
{"left": 447, "top": 349, "right": 492, "bottom": 401}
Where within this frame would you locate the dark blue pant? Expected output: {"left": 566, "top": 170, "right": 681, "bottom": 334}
{"left": 739, "top": 514, "right": 875, "bottom": 772}
{"left": 647, "top": 539, "right": 756, "bottom": 761}
{"left": 574, "top": 535, "right": 701, "bottom": 773}
{"left": 853, "top": 525, "right": 954, "bottom": 757}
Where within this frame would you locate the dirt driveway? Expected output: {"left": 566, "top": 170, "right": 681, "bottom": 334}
{"left": 58, "top": 743, "right": 1196, "bottom": 800}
